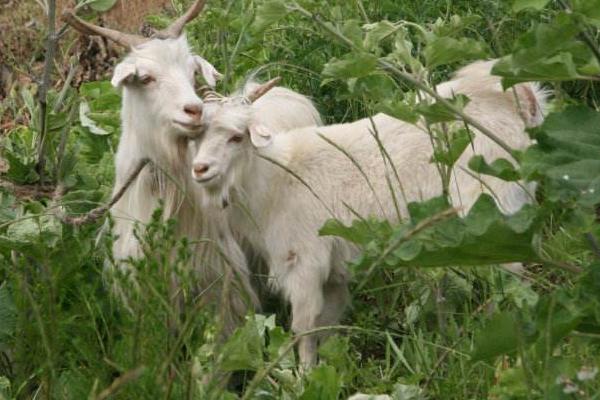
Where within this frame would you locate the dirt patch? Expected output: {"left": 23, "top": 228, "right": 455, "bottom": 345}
{"left": 0, "top": 0, "right": 174, "bottom": 97}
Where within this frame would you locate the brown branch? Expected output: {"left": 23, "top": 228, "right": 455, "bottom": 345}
{"left": 94, "top": 366, "right": 145, "bottom": 400}
{"left": 59, "top": 158, "right": 150, "bottom": 226}
{"left": 36, "top": 0, "right": 58, "bottom": 182}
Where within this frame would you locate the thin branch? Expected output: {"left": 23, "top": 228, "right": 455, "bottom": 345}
{"left": 59, "top": 158, "right": 150, "bottom": 225}
{"left": 356, "top": 207, "right": 460, "bottom": 291}
{"left": 36, "top": 0, "right": 58, "bottom": 182}
{"left": 585, "top": 232, "right": 600, "bottom": 260}
{"left": 93, "top": 366, "right": 145, "bottom": 400}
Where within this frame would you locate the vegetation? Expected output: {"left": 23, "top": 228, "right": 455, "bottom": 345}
{"left": 1, "top": 0, "right": 600, "bottom": 398}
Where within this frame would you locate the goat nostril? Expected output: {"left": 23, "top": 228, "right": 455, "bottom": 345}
{"left": 193, "top": 164, "right": 210, "bottom": 176}
{"left": 184, "top": 104, "right": 202, "bottom": 117}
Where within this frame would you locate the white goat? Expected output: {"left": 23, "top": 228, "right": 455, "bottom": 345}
{"left": 64, "top": 3, "right": 321, "bottom": 330}
{"left": 191, "top": 60, "right": 546, "bottom": 364}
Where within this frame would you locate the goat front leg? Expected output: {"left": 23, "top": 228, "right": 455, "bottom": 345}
{"left": 290, "top": 280, "right": 323, "bottom": 368}
{"left": 278, "top": 252, "right": 326, "bottom": 369}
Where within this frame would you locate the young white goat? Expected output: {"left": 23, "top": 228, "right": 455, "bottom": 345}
{"left": 191, "top": 60, "right": 546, "bottom": 364}
{"left": 64, "top": 3, "right": 321, "bottom": 330}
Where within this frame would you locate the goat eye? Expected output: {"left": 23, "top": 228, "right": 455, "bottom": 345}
{"left": 139, "top": 75, "right": 155, "bottom": 85}
{"left": 228, "top": 134, "right": 244, "bottom": 144}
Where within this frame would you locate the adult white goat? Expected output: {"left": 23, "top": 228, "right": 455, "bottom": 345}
{"left": 64, "top": 3, "right": 321, "bottom": 330}
{"left": 190, "top": 60, "right": 546, "bottom": 364}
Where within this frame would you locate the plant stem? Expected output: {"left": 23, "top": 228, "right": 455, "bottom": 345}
{"left": 59, "top": 158, "right": 151, "bottom": 225}
{"left": 36, "top": 0, "right": 58, "bottom": 183}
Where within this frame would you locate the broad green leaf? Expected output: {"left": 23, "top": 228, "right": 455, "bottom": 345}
{"left": 492, "top": 13, "right": 600, "bottom": 86}
{"left": 468, "top": 155, "right": 521, "bottom": 182}
{"left": 5, "top": 215, "right": 62, "bottom": 250}
{"left": 394, "top": 195, "right": 539, "bottom": 267}
{"left": 472, "top": 312, "right": 520, "bottom": 361}
{"left": 267, "top": 326, "right": 295, "bottom": 369}
{"left": 424, "top": 36, "right": 488, "bottom": 68}
{"left": 322, "top": 53, "right": 378, "bottom": 79}
{"left": 416, "top": 94, "right": 470, "bottom": 124}
{"left": 363, "top": 20, "right": 397, "bottom": 51}
{"left": 572, "top": 0, "right": 600, "bottom": 26}
{"left": 376, "top": 97, "right": 420, "bottom": 124}
{"left": 341, "top": 20, "right": 364, "bottom": 48}
{"left": 218, "top": 317, "right": 264, "bottom": 372}
{"left": 318, "top": 336, "right": 351, "bottom": 375}
{"left": 347, "top": 74, "right": 397, "bottom": 100}
{"left": 432, "top": 129, "right": 473, "bottom": 167}
{"left": 253, "top": 0, "right": 288, "bottom": 31}
{"left": 4, "top": 151, "right": 38, "bottom": 185}
{"left": 319, "top": 218, "right": 391, "bottom": 246}
{"left": 78, "top": 81, "right": 121, "bottom": 136}
{"left": 79, "top": 102, "right": 109, "bottom": 135}
{"left": 299, "top": 365, "right": 341, "bottom": 400}
{"left": 87, "top": 0, "right": 117, "bottom": 12}
{"left": 389, "top": 29, "right": 422, "bottom": 73}
{"left": 512, "top": 0, "right": 551, "bottom": 12}
{"left": 521, "top": 106, "right": 600, "bottom": 206}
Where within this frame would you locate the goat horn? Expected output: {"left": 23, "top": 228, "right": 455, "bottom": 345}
{"left": 62, "top": 9, "right": 148, "bottom": 48}
{"left": 154, "top": 0, "right": 207, "bottom": 39}
{"left": 198, "top": 85, "right": 224, "bottom": 102}
{"left": 247, "top": 77, "right": 281, "bottom": 103}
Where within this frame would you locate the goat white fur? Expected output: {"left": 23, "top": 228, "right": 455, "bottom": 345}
{"left": 191, "top": 60, "right": 546, "bottom": 364}
{"left": 108, "top": 36, "right": 321, "bottom": 331}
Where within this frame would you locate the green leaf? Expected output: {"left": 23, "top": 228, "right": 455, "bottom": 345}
{"left": 491, "top": 13, "right": 600, "bottom": 86}
{"left": 424, "top": 36, "right": 488, "bottom": 68}
{"left": 395, "top": 195, "right": 539, "bottom": 267}
{"left": 572, "top": 0, "right": 600, "bottom": 26}
{"left": 322, "top": 53, "right": 378, "bottom": 79}
{"left": 432, "top": 129, "right": 473, "bottom": 167}
{"left": 299, "top": 365, "right": 341, "bottom": 400}
{"left": 318, "top": 336, "right": 351, "bottom": 375}
{"left": 267, "top": 326, "right": 295, "bottom": 369}
{"left": 472, "top": 312, "right": 520, "bottom": 361}
{"left": 363, "top": 20, "right": 397, "bottom": 51}
{"left": 253, "top": 0, "right": 288, "bottom": 31}
{"left": 77, "top": 81, "right": 121, "bottom": 136}
{"left": 319, "top": 218, "right": 391, "bottom": 246}
{"left": 218, "top": 316, "right": 264, "bottom": 372}
{"left": 521, "top": 106, "right": 600, "bottom": 206}
{"left": 87, "top": 0, "right": 118, "bottom": 12}
{"left": 468, "top": 155, "right": 521, "bottom": 182}
{"left": 416, "top": 94, "right": 470, "bottom": 124}
{"left": 376, "top": 97, "right": 420, "bottom": 124}
{"left": 512, "top": 0, "right": 551, "bottom": 12}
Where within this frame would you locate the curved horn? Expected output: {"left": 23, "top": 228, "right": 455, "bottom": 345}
{"left": 247, "top": 77, "right": 281, "bottom": 103}
{"left": 154, "top": 0, "right": 207, "bottom": 39}
{"left": 62, "top": 9, "right": 148, "bottom": 48}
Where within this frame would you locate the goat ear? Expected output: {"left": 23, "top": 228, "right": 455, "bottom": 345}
{"left": 248, "top": 122, "right": 274, "bottom": 148}
{"left": 194, "top": 56, "right": 222, "bottom": 88}
{"left": 111, "top": 62, "right": 136, "bottom": 87}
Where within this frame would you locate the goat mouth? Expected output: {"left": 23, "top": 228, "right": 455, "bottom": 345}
{"left": 193, "top": 173, "right": 219, "bottom": 184}
{"left": 173, "top": 120, "right": 204, "bottom": 132}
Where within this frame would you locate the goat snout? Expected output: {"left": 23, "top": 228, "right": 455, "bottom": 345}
{"left": 184, "top": 103, "right": 203, "bottom": 120}
{"left": 193, "top": 162, "right": 211, "bottom": 177}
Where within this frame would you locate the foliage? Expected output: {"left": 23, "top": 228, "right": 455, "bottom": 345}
{"left": 1, "top": 0, "right": 600, "bottom": 399}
